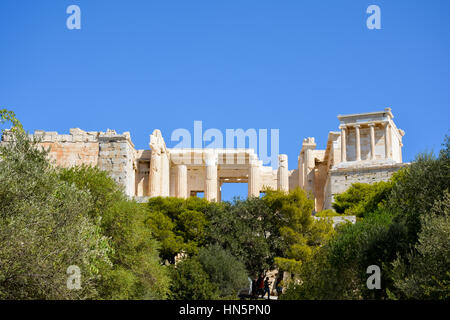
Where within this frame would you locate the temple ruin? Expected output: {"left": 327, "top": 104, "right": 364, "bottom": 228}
{"left": 2, "top": 108, "right": 406, "bottom": 212}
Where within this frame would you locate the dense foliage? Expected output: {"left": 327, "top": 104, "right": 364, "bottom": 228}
{"left": 169, "top": 245, "right": 249, "bottom": 299}
{"left": 0, "top": 116, "right": 170, "bottom": 299}
{"left": 59, "top": 166, "right": 170, "bottom": 299}
{"left": 197, "top": 245, "right": 249, "bottom": 297}
{"left": 332, "top": 181, "right": 394, "bottom": 217}
{"left": 0, "top": 131, "right": 111, "bottom": 299}
{"left": 169, "top": 257, "right": 219, "bottom": 300}
{"left": 146, "top": 197, "right": 211, "bottom": 263}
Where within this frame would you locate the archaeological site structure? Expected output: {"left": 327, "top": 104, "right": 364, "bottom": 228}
{"left": 2, "top": 108, "right": 406, "bottom": 212}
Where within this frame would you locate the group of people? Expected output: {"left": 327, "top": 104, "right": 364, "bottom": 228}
{"left": 251, "top": 273, "right": 283, "bottom": 299}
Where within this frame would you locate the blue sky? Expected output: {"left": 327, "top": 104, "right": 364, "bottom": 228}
{"left": 1, "top": 0, "right": 449, "bottom": 200}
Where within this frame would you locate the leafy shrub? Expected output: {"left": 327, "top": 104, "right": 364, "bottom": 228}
{"left": 197, "top": 245, "right": 248, "bottom": 297}
{"left": 332, "top": 181, "right": 394, "bottom": 217}
{"left": 60, "top": 166, "right": 170, "bottom": 299}
{"left": 169, "top": 257, "right": 219, "bottom": 300}
{"left": 147, "top": 197, "right": 211, "bottom": 262}
{"left": 0, "top": 131, "right": 111, "bottom": 299}
{"left": 390, "top": 192, "right": 450, "bottom": 299}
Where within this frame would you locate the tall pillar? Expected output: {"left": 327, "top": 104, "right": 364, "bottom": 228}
{"left": 160, "top": 152, "right": 170, "bottom": 197}
{"left": 355, "top": 125, "right": 361, "bottom": 161}
{"left": 248, "top": 162, "right": 260, "bottom": 198}
{"left": 217, "top": 182, "right": 222, "bottom": 202}
{"left": 298, "top": 155, "right": 303, "bottom": 189}
{"left": 369, "top": 123, "right": 376, "bottom": 160}
{"left": 169, "top": 164, "right": 176, "bottom": 197}
{"left": 384, "top": 122, "right": 391, "bottom": 159}
{"left": 149, "top": 149, "right": 161, "bottom": 197}
{"left": 176, "top": 164, "right": 187, "bottom": 199}
{"left": 205, "top": 152, "right": 218, "bottom": 202}
{"left": 277, "top": 154, "right": 289, "bottom": 192}
{"left": 340, "top": 125, "right": 347, "bottom": 162}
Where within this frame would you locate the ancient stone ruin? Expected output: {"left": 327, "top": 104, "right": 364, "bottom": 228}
{"left": 2, "top": 108, "right": 406, "bottom": 212}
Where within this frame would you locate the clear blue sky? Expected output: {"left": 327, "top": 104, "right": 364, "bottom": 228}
{"left": 1, "top": 0, "right": 449, "bottom": 200}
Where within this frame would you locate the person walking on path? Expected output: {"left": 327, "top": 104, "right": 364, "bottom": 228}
{"left": 275, "top": 274, "right": 283, "bottom": 297}
{"left": 256, "top": 274, "right": 264, "bottom": 298}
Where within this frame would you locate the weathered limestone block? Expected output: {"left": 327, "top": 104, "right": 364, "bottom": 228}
{"left": 98, "top": 131, "right": 136, "bottom": 197}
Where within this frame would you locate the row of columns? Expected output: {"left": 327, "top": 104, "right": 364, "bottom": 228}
{"left": 151, "top": 152, "right": 290, "bottom": 201}
{"left": 340, "top": 121, "right": 391, "bottom": 162}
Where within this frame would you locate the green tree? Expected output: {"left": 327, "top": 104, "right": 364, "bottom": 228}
{"left": 332, "top": 181, "right": 394, "bottom": 217}
{"left": 205, "top": 197, "right": 280, "bottom": 276}
{"left": 0, "top": 130, "right": 111, "bottom": 299}
{"left": 147, "top": 197, "right": 211, "bottom": 262}
{"left": 169, "top": 257, "right": 219, "bottom": 300}
{"left": 282, "top": 210, "right": 396, "bottom": 300}
{"left": 59, "top": 166, "right": 170, "bottom": 299}
{"left": 387, "top": 143, "right": 450, "bottom": 245}
{"left": 390, "top": 192, "right": 450, "bottom": 300}
{"left": 197, "top": 245, "right": 248, "bottom": 297}
{"left": 0, "top": 108, "right": 23, "bottom": 134}
{"left": 99, "top": 200, "right": 170, "bottom": 299}
{"left": 263, "top": 188, "right": 334, "bottom": 273}
{"left": 58, "top": 165, "right": 125, "bottom": 219}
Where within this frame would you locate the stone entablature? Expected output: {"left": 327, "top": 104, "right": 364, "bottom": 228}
{"left": 2, "top": 108, "right": 406, "bottom": 212}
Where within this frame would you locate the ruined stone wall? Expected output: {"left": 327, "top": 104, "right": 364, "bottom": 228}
{"left": 259, "top": 167, "right": 277, "bottom": 191}
{"left": 187, "top": 167, "right": 206, "bottom": 194}
{"left": 288, "top": 169, "right": 299, "bottom": 191}
{"left": 13, "top": 128, "right": 138, "bottom": 198}
{"left": 323, "top": 163, "right": 406, "bottom": 210}
{"left": 97, "top": 130, "right": 136, "bottom": 197}
{"left": 30, "top": 129, "right": 99, "bottom": 167}
{"left": 135, "top": 150, "right": 151, "bottom": 197}
{"left": 313, "top": 162, "right": 328, "bottom": 212}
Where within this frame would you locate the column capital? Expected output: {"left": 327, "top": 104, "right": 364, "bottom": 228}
{"left": 354, "top": 124, "right": 361, "bottom": 129}
{"left": 368, "top": 122, "right": 376, "bottom": 127}
{"left": 204, "top": 151, "right": 218, "bottom": 166}
{"left": 339, "top": 124, "right": 347, "bottom": 130}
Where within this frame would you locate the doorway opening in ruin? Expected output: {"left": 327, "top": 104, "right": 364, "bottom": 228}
{"left": 190, "top": 191, "right": 204, "bottom": 198}
{"left": 220, "top": 183, "right": 248, "bottom": 202}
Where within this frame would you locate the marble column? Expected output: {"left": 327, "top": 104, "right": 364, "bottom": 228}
{"left": 384, "top": 122, "right": 391, "bottom": 159}
{"left": 340, "top": 125, "right": 347, "bottom": 162}
{"left": 277, "top": 154, "right": 289, "bottom": 192}
{"left": 248, "top": 162, "right": 260, "bottom": 198}
{"left": 205, "top": 152, "right": 218, "bottom": 202}
{"left": 176, "top": 164, "right": 187, "bottom": 199}
{"left": 149, "top": 149, "right": 161, "bottom": 197}
{"left": 355, "top": 124, "right": 361, "bottom": 161}
{"left": 160, "top": 152, "right": 170, "bottom": 197}
{"left": 369, "top": 123, "right": 376, "bottom": 160}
